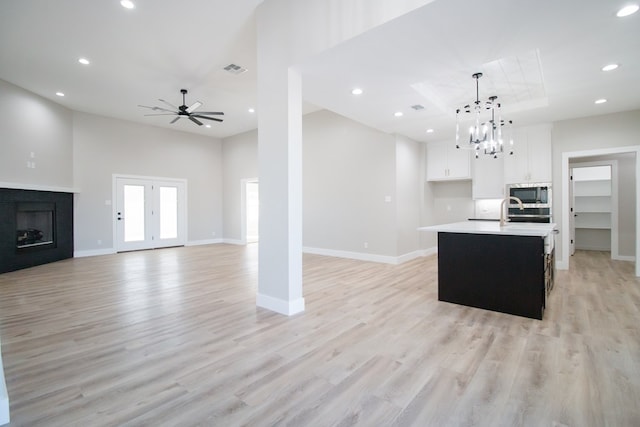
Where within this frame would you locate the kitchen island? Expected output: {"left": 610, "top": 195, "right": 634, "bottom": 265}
{"left": 419, "top": 221, "right": 556, "bottom": 320}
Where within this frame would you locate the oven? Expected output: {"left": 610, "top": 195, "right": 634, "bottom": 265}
{"left": 507, "top": 183, "right": 552, "bottom": 223}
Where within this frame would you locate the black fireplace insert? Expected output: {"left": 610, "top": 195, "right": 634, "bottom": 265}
{"left": 1, "top": 188, "right": 73, "bottom": 273}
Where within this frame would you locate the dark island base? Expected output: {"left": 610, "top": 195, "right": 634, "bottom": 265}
{"left": 437, "top": 232, "right": 545, "bottom": 320}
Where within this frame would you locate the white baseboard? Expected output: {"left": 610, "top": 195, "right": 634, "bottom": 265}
{"left": 74, "top": 248, "right": 116, "bottom": 258}
{"left": 556, "top": 259, "right": 569, "bottom": 270}
{"left": 0, "top": 339, "right": 9, "bottom": 425}
{"left": 613, "top": 255, "right": 635, "bottom": 262}
{"left": 185, "top": 238, "right": 223, "bottom": 247}
{"left": 256, "top": 293, "right": 305, "bottom": 316}
{"left": 303, "top": 246, "right": 437, "bottom": 265}
{"left": 222, "top": 238, "right": 245, "bottom": 245}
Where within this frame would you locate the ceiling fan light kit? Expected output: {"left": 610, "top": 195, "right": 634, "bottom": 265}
{"left": 455, "top": 72, "right": 514, "bottom": 159}
{"left": 139, "top": 89, "right": 224, "bottom": 126}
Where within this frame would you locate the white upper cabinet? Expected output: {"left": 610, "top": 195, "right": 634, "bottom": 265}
{"left": 504, "top": 123, "right": 552, "bottom": 184}
{"left": 426, "top": 141, "right": 471, "bottom": 181}
{"left": 472, "top": 154, "right": 505, "bottom": 199}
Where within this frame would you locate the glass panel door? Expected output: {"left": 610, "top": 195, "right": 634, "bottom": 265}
{"left": 115, "top": 177, "right": 186, "bottom": 252}
{"left": 159, "top": 186, "right": 178, "bottom": 239}
{"left": 124, "top": 184, "right": 146, "bottom": 242}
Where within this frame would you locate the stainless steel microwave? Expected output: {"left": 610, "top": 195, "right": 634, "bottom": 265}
{"left": 507, "top": 183, "right": 551, "bottom": 206}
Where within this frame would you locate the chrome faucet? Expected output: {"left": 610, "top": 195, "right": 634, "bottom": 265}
{"left": 500, "top": 196, "right": 524, "bottom": 226}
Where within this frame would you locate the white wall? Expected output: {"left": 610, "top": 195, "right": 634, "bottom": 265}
{"left": 73, "top": 112, "right": 223, "bottom": 252}
{"left": 222, "top": 128, "right": 259, "bottom": 241}
{"left": 0, "top": 79, "right": 73, "bottom": 189}
{"left": 618, "top": 154, "right": 636, "bottom": 257}
{"left": 395, "top": 135, "right": 422, "bottom": 256}
{"left": 303, "top": 110, "right": 397, "bottom": 256}
{"left": 221, "top": 110, "right": 425, "bottom": 259}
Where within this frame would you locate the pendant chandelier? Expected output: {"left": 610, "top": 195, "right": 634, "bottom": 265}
{"left": 455, "top": 72, "right": 514, "bottom": 158}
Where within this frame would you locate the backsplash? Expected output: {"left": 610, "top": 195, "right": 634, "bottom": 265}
{"left": 474, "top": 199, "right": 502, "bottom": 219}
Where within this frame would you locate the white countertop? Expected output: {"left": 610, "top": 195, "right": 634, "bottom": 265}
{"left": 418, "top": 221, "right": 557, "bottom": 237}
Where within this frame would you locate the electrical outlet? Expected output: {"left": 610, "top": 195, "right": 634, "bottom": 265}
{"left": 212, "top": 232, "right": 216, "bottom": 237}
{"left": 97, "top": 240, "right": 102, "bottom": 245}
{"left": 364, "top": 242, "right": 368, "bottom": 249}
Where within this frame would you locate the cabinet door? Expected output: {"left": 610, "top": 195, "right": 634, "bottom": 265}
{"left": 472, "top": 154, "right": 504, "bottom": 199}
{"left": 447, "top": 146, "right": 471, "bottom": 180}
{"left": 504, "top": 124, "right": 552, "bottom": 183}
{"left": 504, "top": 127, "right": 530, "bottom": 184}
{"left": 426, "top": 141, "right": 448, "bottom": 181}
{"left": 427, "top": 142, "right": 471, "bottom": 181}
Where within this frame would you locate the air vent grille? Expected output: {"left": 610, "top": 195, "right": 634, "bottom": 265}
{"left": 223, "top": 63, "right": 248, "bottom": 75}
{"left": 411, "top": 104, "right": 425, "bottom": 111}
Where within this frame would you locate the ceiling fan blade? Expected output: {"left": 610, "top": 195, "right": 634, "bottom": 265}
{"left": 192, "top": 111, "right": 224, "bottom": 115}
{"left": 144, "top": 113, "right": 179, "bottom": 116}
{"left": 186, "top": 101, "right": 202, "bottom": 113}
{"left": 192, "top": 114, "right": 223, "bottom": 122}
{"left": 170, "top": 116, "right": 181, "bottom": 124}
{"left": 189, "top": 116, "right": 204, "bottom": 126}
{"left": 159, "top": 98, "right": 179, "bottom": 111}
{"left": 138, "top": 104, "right": 175, "bottom": 113}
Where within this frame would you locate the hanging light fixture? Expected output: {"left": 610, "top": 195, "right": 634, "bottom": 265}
{"left": 455, "top": 72, "right": 514, "bottom": 159}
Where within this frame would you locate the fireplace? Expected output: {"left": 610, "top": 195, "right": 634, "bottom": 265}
{"left": 16, "top": 202, "right": 55, "bottom": 249}
{"left": 1, "top": 188, "right": 73, "bottom": 273}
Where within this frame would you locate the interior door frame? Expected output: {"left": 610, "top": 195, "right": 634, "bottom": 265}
{"left": 570, "top": 160, "right": 618, "bottom": 258}
{"left": 112, "top": 174, "right": 187, "bottom": 252}
{"left": 561, "top": 146, "right": 640, "bottom": 277}
{"left": 240, "top": 178, "right": 259, "bottom": 245}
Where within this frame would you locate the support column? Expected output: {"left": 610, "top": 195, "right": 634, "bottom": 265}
{"left": 255, "top": 65, "right": 304, "bottom": 316}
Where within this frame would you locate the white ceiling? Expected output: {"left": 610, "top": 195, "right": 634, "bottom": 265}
{"left": 1, "top": 0, "right": 639, "bottom": 143}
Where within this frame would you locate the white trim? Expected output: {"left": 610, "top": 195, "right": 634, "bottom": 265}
{"left": 613, "top": 255, "right": 635, "bottom": 262}
{"left": 561, "top": 145, "right": 640, "bottom": 276}
{"left": 0, "top": 181, "right": 78, "bottom": 193}
{"left": 421, "top": 246, "right": 438, "bottom": 257}
{"left": 240, "top": 178, "right": 259, "bottom": 245}
{"left": 185, "top": 239, "right": 223, "bottom": 247}
{"left": 303, "top": 246, "right": 437, "bottom": 264}
{"left": 571, "top": 160, "right": 619, "bottom": 260}
{"left": 223, "top": 238, "right": 245, "bottom": 245}
{"left": 74, "top": 248, "right": 116, "bottom": 258}
{"left": 303, "top": 246, "right": 397, "bottom": 264}
{"left": 256, "top": 293, "right": 305, "bottom": 316}
{"left": 0, "top": 338, "right": 9, "bottom": 425}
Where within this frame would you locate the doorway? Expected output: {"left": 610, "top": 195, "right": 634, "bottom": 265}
{"left": 570, "top": 163, "right": 616, "bottom": 257}
{"left": 561, "top": 147, "right": 640, "bottom": 276}
{"left": 241, "top": 179, "right": 259, "bottom": 244}
{"left": 114, "top": 176, "right": 186, "bottom": 252}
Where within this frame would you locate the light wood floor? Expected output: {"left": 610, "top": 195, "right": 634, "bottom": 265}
{"left": 1, "top": 245, "right": 639, "bottom": 426}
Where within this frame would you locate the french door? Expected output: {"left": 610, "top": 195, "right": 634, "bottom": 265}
{"left": 114, "top": 176, "right": 186, "bottom": 252}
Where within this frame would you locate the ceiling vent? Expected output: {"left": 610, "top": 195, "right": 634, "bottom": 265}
{"left": 411, "top": 104, "right": 425, "bottom": 111}
{"left": 223, "top": 63, "right": 248, "bottom": 75}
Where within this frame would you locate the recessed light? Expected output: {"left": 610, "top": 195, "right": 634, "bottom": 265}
{"left": 617, "top": 4, "right": 639, "bottom": 17}
{"left": 602, "top": 63, "right": 619, "bottom": 71}
{"left": 55, "top": 92, "right": 65, "bottom": 97}
{"left": 394, "top": 111, "right": 403, "bottom": 117}
{"left": 426, "top": 129, "right": 434, "bottom": 133}
{"left": 205, "top": 124, "right": 211, "bottom": 128}
{"left": 351, "top": 88, "right": 363, "bottom": 95}
{"left": 78, "top": 58, "right": 90, "bottom": 65}
{"left": 120, "top": 0, "right": 135, "bottom": 9}
{"left": 248, "top": 108, "right": 255, "bottom": 113}
{"left": 595, "top": 98, "right": 607, "bottom": 104}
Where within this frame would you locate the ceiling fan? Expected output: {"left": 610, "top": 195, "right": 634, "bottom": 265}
{"left": 139, "top": 89, "right": 224, "bottom": 126}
